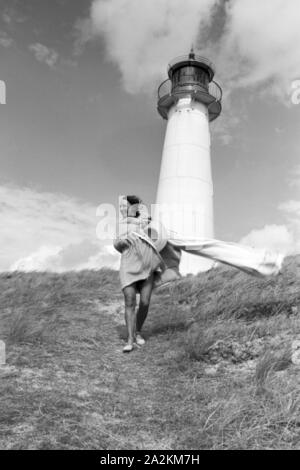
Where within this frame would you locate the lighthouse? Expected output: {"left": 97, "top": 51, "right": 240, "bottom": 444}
{"left": 154, "top": 49, "right": 222, "bottom": 274}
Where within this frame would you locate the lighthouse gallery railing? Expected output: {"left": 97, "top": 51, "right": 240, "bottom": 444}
{"left": 157, "top": 78, "right": 222, "bottom": 103}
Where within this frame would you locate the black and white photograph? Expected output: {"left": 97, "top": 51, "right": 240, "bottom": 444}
{"left": 0, "top": 0, "right": 299, "bottom": 453}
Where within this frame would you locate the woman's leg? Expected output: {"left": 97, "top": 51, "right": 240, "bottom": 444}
{"left": 136, "top": 273, "right": 154, "bottom": 334}
{"left": 123, "top": 284, "right": 137, "bottom": 347}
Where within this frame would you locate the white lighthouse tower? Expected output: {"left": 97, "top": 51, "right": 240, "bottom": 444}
{"left": 154, "top": 49, "right": 222, "bottom": 274}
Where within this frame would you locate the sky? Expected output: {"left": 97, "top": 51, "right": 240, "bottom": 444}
{"left": 0, "top": 0, "right": 299, "bottom": 272}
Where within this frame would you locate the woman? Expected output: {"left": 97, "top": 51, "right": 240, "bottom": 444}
{"left": 113, "top": 195, "right": 284, "bottom": 353}
{"left": 113, "top": 195, "right": 164, "bottom": 353}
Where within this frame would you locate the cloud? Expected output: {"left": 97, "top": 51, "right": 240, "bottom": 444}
{"left": 10, "top": 241, "right": 120, "bottom": 272}
{"left": 81, "top": 0, "right": 300, "bottom": 101}
{"left": 239, "top": 224, "right": 296, "bottom": 255}
{"left": 210, "top": 105, "right": 241, "bottom": 145}
{"left": 241, "top": 194, "right": 300, "bottom": 255}
{"left": 279, "top": 200, "right": 300, "bottom": 240}
{"left": 29, "top": 42, "right": 77, "bottom": 70}
{"left": 0, "top": 31, "right": 13, "bottom": 48}
{"left": 240, "top": 185, "right": 300, "bottom": 255}
{"left": 88, "top": 0, "right": 220, "bottom": 93}
{"left": 280, "top": 201, "right": 300, "bottom": 253}
{"left": 73, "top": 17, "right": 96, "bottom": 56}
{"left": 2, "top": 12, "right": 12, "bottom": 24}
{"left": 216, "top": 0, "right": 300, "bottom": 99}
{"left": 29, "top": 43, "right": 59, "bottom": 68}
{"left": 240, "top": 165, "right": 300, "bottom": 254}
{"left": 73, "top": 245, "right": 120, "bottom": 271}
{"left": 287, "top": 165, "right": 300, "bottom": 189}
{"left": 2, "top": 7, "right": 27, "bottom": 25}
{"left": 0, "top": 183, "right": 119, "bottom": 272}
{"left": 279, "top": 200, "right": 300, "bottom": 216}
{"left": 11, "top": 245, "right": 62, "bottom": 272}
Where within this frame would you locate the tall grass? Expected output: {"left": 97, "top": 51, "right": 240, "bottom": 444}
{"left": 0, "top": 257, "right": 299, "bottom": 449}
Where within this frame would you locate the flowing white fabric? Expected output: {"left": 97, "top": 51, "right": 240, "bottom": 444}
{"left": 114, "top": 215, "right": 284, "bottom": 278}
{"left": 146, "top": 219, "right": 284, "bottom": 278}
{"left": 168, "top": 237, "right": 284, "bottom": 277}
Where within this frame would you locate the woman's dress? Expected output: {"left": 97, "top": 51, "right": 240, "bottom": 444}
{"left": 113, "top": 217, "right": 165, "bottom": 291}
{"left": 118, "top": 234, "right": 163, "bottom": 290}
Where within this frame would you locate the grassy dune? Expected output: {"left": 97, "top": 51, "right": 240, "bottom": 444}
{"left": 0, "top": 256, "right": 299, "bottom": 449}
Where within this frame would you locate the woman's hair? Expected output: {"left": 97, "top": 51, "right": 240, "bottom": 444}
{"left": 122, "top": 195, "right": 151, "bottom": 220}
{"left": 122, "top": 195, "right": 142, "bottom": 218}
{"left": 124, "top": 195, "right": 142, "bottom": 206}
